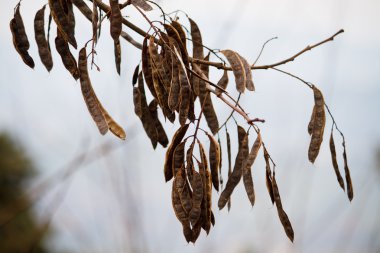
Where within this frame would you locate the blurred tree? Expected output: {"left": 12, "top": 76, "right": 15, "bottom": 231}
{"left": 0, "top": 132, "right": 49, "bottom": 253}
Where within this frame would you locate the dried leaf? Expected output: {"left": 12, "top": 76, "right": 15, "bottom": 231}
{"left": 329, "top": 132, "right": 345, "bottom": 190}
{"left": 272, "top": 173, "right": 295, "bottom": 242}
{"left": 218, "top": 126, "right": 248, "bottom": 210}
{"left": 10, "top": 5, "right": 35, "bottom": 68}
{"left": 243, "top": 133, "right": 262, "bottom": 206}
{"left": 78, "top": 47, "right": 108, "bottom": 135}
{"left": 308, "top": 86, "right": 326, "bottom": 163}
{"left": 34, "top": 5, "right": 53, "bottom": 72}
{"left": 164, "top": 124, "right": 190, "bottom": 182}
{"left": 221, "top": 49, "right": 246, "bottom": 93}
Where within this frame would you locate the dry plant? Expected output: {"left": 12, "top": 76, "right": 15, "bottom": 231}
{"left": 9, "top": 0, "right": 354, "bottom": 243}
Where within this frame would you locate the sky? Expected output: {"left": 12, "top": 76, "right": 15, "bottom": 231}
{"left": 1, "top": 0, "right": 380, "bottom": 252}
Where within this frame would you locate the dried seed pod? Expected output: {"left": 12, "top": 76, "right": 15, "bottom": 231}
{"left": 343, "top": 144, "right": 354, "bottom": 201}
{"left": 189, "top": 18, "right": 204, "bottom": 97}
{"left": 49, "top": 0, "right": 77, "bottom": 48}
{"left": 243, "top": 133, "right": 262, "bottom": 206}
{"left": 218, "top": 126, "right": 249, "bottom": 210}
{"left": 221, "top": 50, "right": 246, "bottom": 93}
{"left": 78, "top": 47, "right": 108, "bottom": 135}
{"left": 114, "top": 38, "right": 121, "bottom": 74}
{"left": 164, "top": 124, "right": 190, "bottom": 182}
{"left": 272, "top": 173, "right": 294, "bottom": 242}
{"left": 142, "top": 36, "right": 157, "bottom": 99}
{"left": 264, "top": 147, "right": 275, "bottom": 204}
{"left": 66, "top": 0, "right": 76, "bottom": 43}
{"left": 172, "top": 141, "right": 186, "bottom": 176}
{"left": 171, "top": 20, "right": 187, "bottom": 51}
{"left": 179, "top": 83, "right": 191, "bottom": 126}
{"left": 148, "top": 100, "right": 169, "bottom": 148}
{"left": 206, "top": 132, "right": 220, "bottom": 191}
{"left": 215, "top": 70, "right": 229, "bottom": 96}
{"left": 189, "top": 169, "right": 203, "bottom": 226}
{"left": 133, "top": 87, "right": 143, "bottom": 118}
{"left": 34, "top": 5, "right": 53, "bottom": 72}
{"left": 55, "top": 30, "right": 79, "bottom": 80}
{"left": 175, "top": 168, "right": 192, "bottom": 215}
{"left": 109, "top": 0, "right": 122, "bottom": 41}
{"left": 308, "top": 86, "right": 326, "bottom": 163}
{"left": 131, "top": 0, "right": 153, "bottom": 11}
{"left": 92, "top": 1, "right": 98, "bottom": 43}
{"left": 329, "top": 132, "right": 345, "bottom": 190}
{"left": 132, "top": 64, "right": 140, "bottom": 86}
{"left": 168, "top": 55, "right": 181, "bottom": 110}
{"left": 164, "top": 24, "right": 190, "bottom": 68}
{"left": 149, "top": 37, "right": 171, "bottom": 91}
{"left": 218, "top": 136, "right": 223, "bottom": 187}
{"left": 10, "top": 5, "right": 35, "bottom": 69}
{"left": 226, "top": 129, "right": 232, "bottom": 210}
{"left": 201, "top": 169, "right": 212, "bottom": 234}
{"left": 98, "top": 103, "right": 126, "bottom": 140}
{"left": 190, "top": 217, "right": 202, "bottom": 243}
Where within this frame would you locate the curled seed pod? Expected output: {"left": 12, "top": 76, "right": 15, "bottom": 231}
{"left": 218, "top": 126, "right": 249, "bottom": 210}
{"left": 132, "top": 64, "right": 140, "bottom": 86}
{"left": 215, "top": 70, "right": 229, "bottom": 96}
{"left": 221, "top": 49, "right": 246, "bottom": 93}
{"left": 131, "top": 0, "right": 153, "bottom": 11}
{"left": 243, "top": 133, "right": 262, "bottom": 206}
{"left": 329, "top": 132, "right": 345, "bottom": 190}
{"left": 114, "top": 38, "right": 121, "bottom": 74}
{"left": 343, "top": 143, "right": 354, "bottom": 201}
{"left": 308, "top": 86, "right": 326, "bottom": 163}
{"left": 172, "top": 141, "right": 186, "bottom": 177}
{"left": 189, "top": 169, "right": 203, "bottom": 226}
{"left": 49, "top": 0, "right": 77, "bottom": 48}
{"left": 142, "top": 36, "right": 157, "bottom": 99}
{"left": 109, "top": 0, "right": 122, "bottom": 41}
{"left": 72, "top": 0, "right": 93, "bottom": 22}
{"left": 10, "top": 5, "right": 35, "bottom": 69}
{"left": 78, "top": 47, "right": 108, "bottom": 135}
{"left": 272, "top": 173, "right": 295, "bottom": 242}
{"left": 264, "top": 147, "right": 275, "bottom": 204}
{"left": 34, "top": 5, "right": 53, "bottom": 72}
{"left": 164, "top": 124, "right": 190, "bottom": 182}
{"left": 92, "top": 1, "right": 98, "bottom": 43}
{"left": 206, "top": 132, "right": 221, "bottom": 191}
{"left": 171, "top": 20, "right": 187, "bottom": 51}
{"left": 148, "top": 100, "right": 169, "bottom": 148}
{"left": 55, "top": 30, "right": 79, "bottom": 80}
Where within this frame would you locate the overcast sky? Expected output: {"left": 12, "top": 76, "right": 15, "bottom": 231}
{"left": 1, "top": 0, "right": 380, "bottom": 252}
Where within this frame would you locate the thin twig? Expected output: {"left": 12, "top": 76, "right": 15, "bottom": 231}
{"left": 253, "top": 36, "right": 278, "bottom": 65}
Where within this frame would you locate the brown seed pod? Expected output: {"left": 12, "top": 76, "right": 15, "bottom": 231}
{"left": 92, "top": 1, "right": 98, "bottom": 43}
{"left": 55, "top": 30, "right": 79, "bottom": 80}
{"left": 72, "top": 0, "right": 93, "bottom": 22}
{"left": 132, "top": 64, "right": 140, "bottom": 86}
{"left": 218, "top": 136, "right": 223, "bottom": 187}
{"left": 34, "top": 5, "right": 53, "bottom": 72}
{"left": 175, "top": 168, "right": 193, "bottom": 215}
{"left": 171, "top": 20, "right": 187, "bottom": 51}
{"left": 226, "top": 129, "right": 232, "bottom": 210}
{"left": 201, "top": 169, "right": 212, "bottom": 234}
{"left": 49, "top": 0, "right": 77, "bottom": 48}
{"left": 114, "top": 38, "right": 121, "bottom": 74}
{"left": 189, "top": 169, "right": 204, "bottom": 226}
{"left": 243, "top": 133, "right": 262, "bottom": 206}
{"left": 149, "top": 37, "right": 171, "bottom": 91}
{"left": 168, "top": 55, "right": 181, "bottom": 111}
{"left": 131, "top": 0, "right": 153, "bottom": 11}
{"left": 66, "top": 0, "right": 76, "bottom": 43}
{"left": 142, "top": 36, "right": 157, "bottom": 99}
{"left": 98, "top": 103, "right": 126, "bottom": 140}
{"left": 218, "top": 126, "right": 249, "bottom": 210}
{"left": 133, "top": 87, "right": 143, "bottom": 118}
{"left": 148, "top": 100, "right": 169, "bottom": 148}
{"left": 189, "top": 18, "right": 204, "bottom": 97}
{"left": 221, "top": 50, "right": 246, "bottom": 93}
{"left": 308, "top": 86, "right": 326, "bottom": 163}
{"left": 237, "top": 52, "right": 254, "bottom": 91}
{"left": 164, "top": 124, "right": 190, "bottom": 182}
{"left": 343, "top": 143, "right": 354, "bottom": 201}
{"left": 206, "top": 132, "right": 221, "bottom": 191}
{"left": 164, "top": 24, "right": 190, "bottom": 68}
{"left": 215, "top": 70, "right": 229, "bottom": 96}
{"left": 10, "top": 5, "right": 35, "bottom": 69}
{"left": 78, "top": 47, "right": 108, "bottom": 135}
{"left": 308, "top": 106, "right": 316, "bottom": 135}
{"left": 179, "top": 82, "right": 191, "bottom": 126}
{"left": 272, "top": 173, "right": 295, "bottom": 242}
{"left": 264, "top": 147, "right": 275, "bottom": 204}
{"left": 329, "top": 132, "right": 345, "bottom": 190}
{"left": 109, "top": 0, "right": 122, "bottom": 41}
{"left": 190, "top": 216, "right": 202, "bottom": 243}
{"left": 172, "top": 141, "right": 186, "bottom": 177}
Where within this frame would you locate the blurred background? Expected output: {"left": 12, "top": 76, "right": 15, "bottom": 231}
{"left": 1, "top": 0, "right": 379, "bottom": 252}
